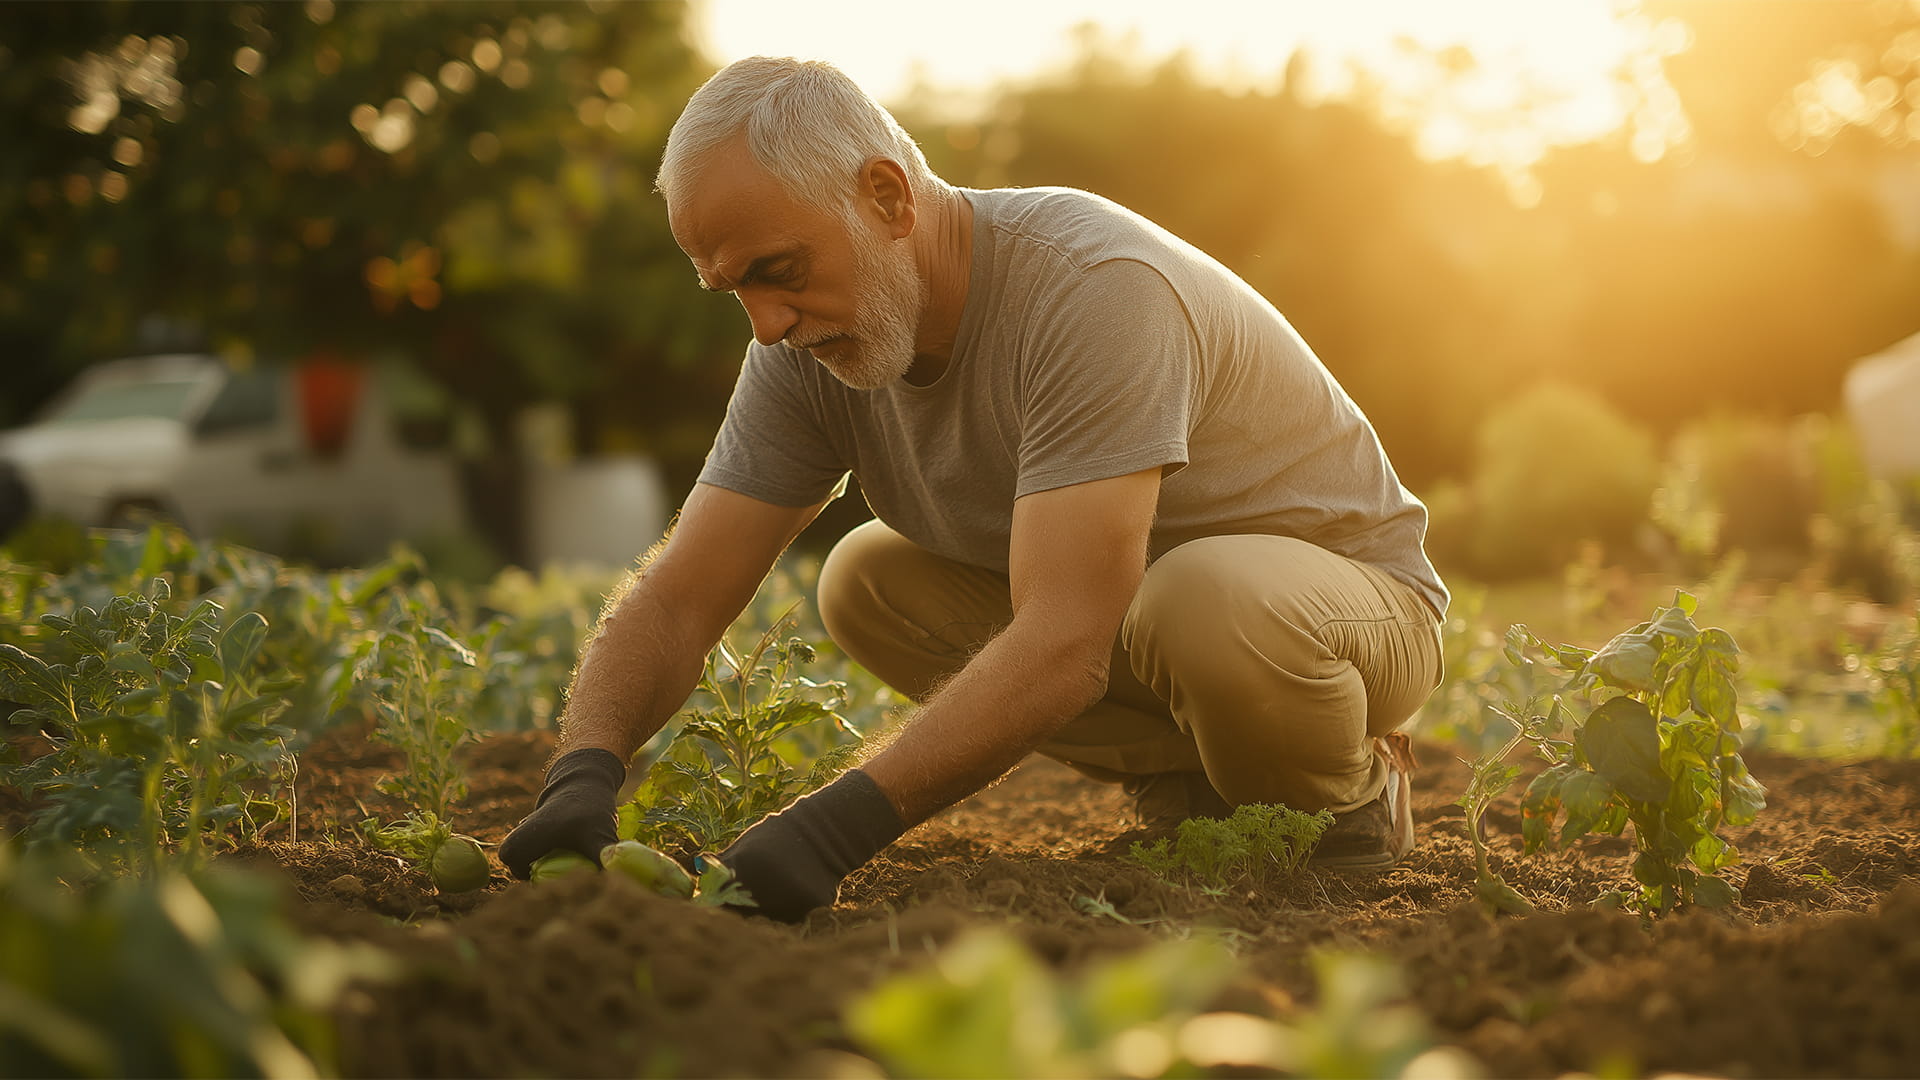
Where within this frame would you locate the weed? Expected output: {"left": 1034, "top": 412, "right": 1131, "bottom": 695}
{"left": 1128, "top": 803, "right": 1333, "bottom": 895}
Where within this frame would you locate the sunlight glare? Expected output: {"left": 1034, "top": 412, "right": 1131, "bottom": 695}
{"left": 693, "top": 0, "right": 1691, "bottom": 195}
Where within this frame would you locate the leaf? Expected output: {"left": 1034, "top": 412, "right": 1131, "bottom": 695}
{"left": 106, "top": 643, "right": 159, "bottom": 681}
{"left": 422, "top": 626, "right": 478, "bottom": 666}
{"left": 218, "top": 612, "right": 270, "bottom": 676}
{"left": 1658, "top": 666, "right": 1694, "bottom": 721}
{"left": 1721, "top": 758, "right": 1768, "bottom": 826}
{"left": 1691, "top": 832, "right": 1738, "bottom": 872}
{"left": 1697, "top": 627, "right": 1741, "bottom": 665}
{"left": 1578, "top": 697, "right": 1668, "bottom": 803}
{"left": 1691, "top": 874, "right": 1739, "bottom": 909}
{"left": 1502, "top": 624, "right": 1537, "bottom": 666}
{"left": 1520, "top": 764, "right": 1574, "bottom": 852}
{"left": 1691, "top": 668, "right": 1739, "bottom": 730}
{"left": 0, "top": 644, "right": 68, "bottom": 709}
{"left": 1650, "top": 604, "right": 1700, "bottom": 643}
{"left": 1670, "top": 590, "right": 1698, "bottom": 617}
{"left": 1588, "top": 632, "right": 1661, "bottom": 692}
{"left": 1558, "top": 770, "right": 1615, "bottom": 844}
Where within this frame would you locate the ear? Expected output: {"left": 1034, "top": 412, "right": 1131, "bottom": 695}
{"left": 858, "top": 157, "right": 916, "bottom": 240}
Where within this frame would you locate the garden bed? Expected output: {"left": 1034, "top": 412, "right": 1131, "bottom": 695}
{"left": 267, "top": 722, "right": 1920, "bottom": 1078}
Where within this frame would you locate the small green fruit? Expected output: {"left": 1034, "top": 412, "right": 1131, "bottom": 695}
{"left": 430, "top": 835, "right": 492, "bottom": 893}
{"left": 529, "top": 849, "right": 598, "bottom": 883}
{"left": 600, "top": 840, "right": 695, "bottom": 899}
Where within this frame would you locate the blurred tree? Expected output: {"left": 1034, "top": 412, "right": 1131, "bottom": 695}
{"left": 911, "top": 12, "right": 1920, "bottom": 488}
{"left": 0, "top": 0, "right": 740, "bottom": 470}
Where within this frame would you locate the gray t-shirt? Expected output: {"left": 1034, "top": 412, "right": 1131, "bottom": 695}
{"left": 699, "top": 186, "right": 1449, "bottom": 618}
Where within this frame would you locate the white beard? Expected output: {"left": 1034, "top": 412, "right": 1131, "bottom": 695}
{"left": 807, "top": 218, "right": 927, "bottom": 391}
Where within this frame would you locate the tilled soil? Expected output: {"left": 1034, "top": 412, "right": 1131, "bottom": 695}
{"left": 216, "top": 725, "right": 1920, "bottom": 1076}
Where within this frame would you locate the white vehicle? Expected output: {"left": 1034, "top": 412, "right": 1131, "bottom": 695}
{"left": 0, "top": 354, "right": 470, "bottom": 561}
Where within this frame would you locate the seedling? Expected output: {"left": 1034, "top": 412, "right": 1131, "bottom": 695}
{"left": 1456, "top": 720, "right": 1538, "bottom": 916}
{"left": 1501, "top": 591, "right": 1769, "bottom": 913}
{"left": 359, "top": 811, "right": 491, "bottom": 893}
{"left": 1129, "top": 802, "right": 1333, "bottom": 895}
{"left": 619, "top": 610, "right": 862, "bottom": 854}
{"left": 349, "top": 588, "right": 488, "bottom": 823}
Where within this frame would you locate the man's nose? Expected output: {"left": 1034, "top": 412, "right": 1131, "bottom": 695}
{"left": 737, "top": 291, "right": 799, "bottom": 347}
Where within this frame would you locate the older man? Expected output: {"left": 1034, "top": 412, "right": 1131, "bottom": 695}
{"left": 499, "top": 57, "right": 1447, "bottom": 921}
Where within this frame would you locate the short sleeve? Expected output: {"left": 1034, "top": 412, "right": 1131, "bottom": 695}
{"left": 1015, "top": 258, "right": 1196, "bottom": 497}
{"left": 698, "top": 344, "right": 850, "bottom": 507}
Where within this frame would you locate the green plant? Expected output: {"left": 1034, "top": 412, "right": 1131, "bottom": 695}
{"left": 359, "top": 812, "right": 491, "bottom": 893}
{"left": 1504, "top": 591, "right": 1769, "bottom": 913}
{"left": 0, "top": 844, "right": 389, "bottom": 1077}
{"left": 618, "top": 610, "right": 862, "bottom": 854}
{"left": 348, "top": 586, "right": 489, "bottom": 822}
{"left": 1848, "top": 608, "right": 1920, "bottom": 757}
{"left": 844, "top": 928, "right": 1468, "bottom": 1079}
{"left": 1128, "top": 803, "right": 1333, "bottom": 896}
{"left": 1455, "top": 710, "right": 1537, "bottom": 916}
{"left": 0, "top": 580, "right": 296, "bottom": 868}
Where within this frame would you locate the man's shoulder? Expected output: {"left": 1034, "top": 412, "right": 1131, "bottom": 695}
{"left": 971, "top": 186, "right": 1159, "bottom": 256}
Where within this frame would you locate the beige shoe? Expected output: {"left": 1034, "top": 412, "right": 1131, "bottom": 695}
{"left": 1309, "top": 732, "right": 1417, "bottom": 870}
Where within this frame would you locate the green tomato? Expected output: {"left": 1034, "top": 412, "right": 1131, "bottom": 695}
{"left": 600, "top": 840, "right": 695, "bottom": 899}
{"left": 430, "top": 835, "right": 492, "bottom": 893}
{"left": 529, "top": 849, "right": 598, "bottom": 883}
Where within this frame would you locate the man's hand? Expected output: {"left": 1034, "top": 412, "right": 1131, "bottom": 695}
{"left": 717, "top": 769, "right": 905, "bottom": 922}
{"left": 498, "top": 748, "right": 626, "bottom": 879}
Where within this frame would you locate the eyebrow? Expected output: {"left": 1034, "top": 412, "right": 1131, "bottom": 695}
{"left": 699, "top": 246, "right": 809, "bottom": 293}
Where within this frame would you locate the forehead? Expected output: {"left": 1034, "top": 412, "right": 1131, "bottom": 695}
{"left": 668, "top": 138, "right": 833, "bottom": 278}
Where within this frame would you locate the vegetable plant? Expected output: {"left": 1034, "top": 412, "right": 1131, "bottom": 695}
{"left": 1502, "top": 591, "right": 1769, "bottom": 913}
{"left": 348, "top": 586, "right": 489, "bottom": 823}
{"left": 359, "top": 812, "right": 491, "bottom": 893}
{"left": 619, "top": 610, "right": 862, "bottom": 854}
{"left": 1455, "top": 719, "right": 1537, "bottom": 916}
{"left": 0, "top": 579, "right": 296, "bottom": 868}
{"left": 1128, "top": 802, "right": 1333, "bottom": 896}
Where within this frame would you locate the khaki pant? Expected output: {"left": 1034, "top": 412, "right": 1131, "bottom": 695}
{"left": 816, "top": 520, "right": 1445, "bottom": 815}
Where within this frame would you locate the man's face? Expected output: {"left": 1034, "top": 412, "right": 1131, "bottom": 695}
{"left": 669, "top": 140, "right": 927, "bottom": 390}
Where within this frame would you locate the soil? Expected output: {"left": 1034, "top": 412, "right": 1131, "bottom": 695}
{"left": 18, "top": 719, "right": 1920, "bottom": 1078}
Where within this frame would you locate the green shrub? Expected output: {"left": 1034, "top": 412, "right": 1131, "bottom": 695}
{"left": 1466, "top": 383, "right": 1659, "bottom": 578}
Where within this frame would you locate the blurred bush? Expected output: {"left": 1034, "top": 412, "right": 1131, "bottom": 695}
{"left": 1451, "top": 383, "right": 1659, "bottom": 579}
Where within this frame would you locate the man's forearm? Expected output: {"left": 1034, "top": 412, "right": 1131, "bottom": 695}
{"left": 859, "top": 618, "right": 1111, "bottom": 825}
{"left": 554, "top": 581, "right": 713, "bottom": 763}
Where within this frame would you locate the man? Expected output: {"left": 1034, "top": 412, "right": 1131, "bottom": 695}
{"left": 498, "top": 57, "right": 1447, "bottom": 922}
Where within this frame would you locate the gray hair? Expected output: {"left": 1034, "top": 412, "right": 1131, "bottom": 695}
{"left": 657, "top": 57, "right": 943, "bottom": 215}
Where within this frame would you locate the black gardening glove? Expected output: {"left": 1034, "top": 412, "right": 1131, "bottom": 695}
{"left": 718, "top": 769, "right": 906, "bottom": 923}
{"left": 498, "top": 747, "right": 625, "bottom": 879}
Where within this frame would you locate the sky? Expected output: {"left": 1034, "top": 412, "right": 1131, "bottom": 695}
{"left": 688, "top": 0, "right": 1692, "bottom": 186}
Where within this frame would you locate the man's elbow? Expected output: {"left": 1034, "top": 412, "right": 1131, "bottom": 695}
{"left": 1053, "top": 638, "right": 1114, "bottom": 715}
